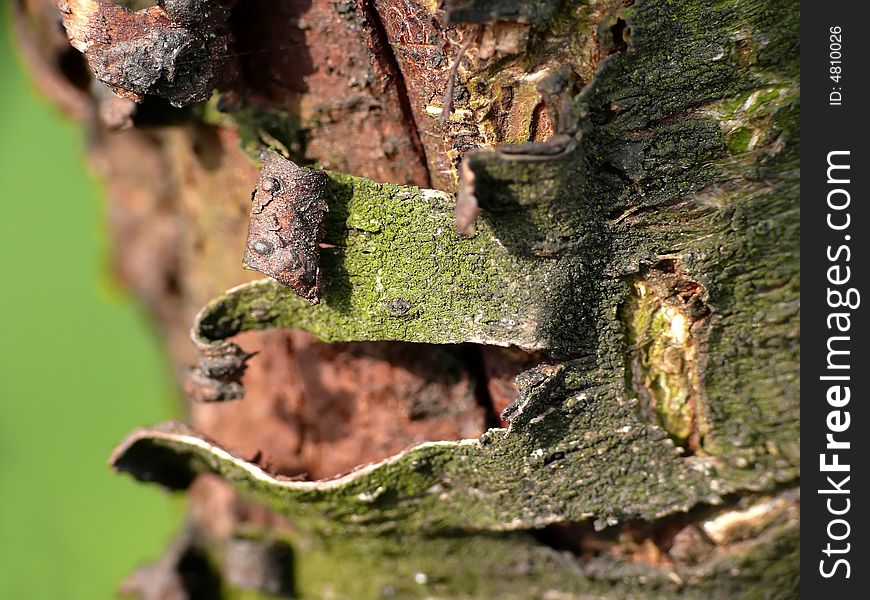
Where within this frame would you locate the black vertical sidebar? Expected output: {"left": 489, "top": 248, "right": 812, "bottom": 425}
{"left": 802, "top": 0, "right": 869, "bottom": 596}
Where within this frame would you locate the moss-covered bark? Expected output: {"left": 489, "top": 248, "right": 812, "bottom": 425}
{"left": 23, "top": 0, "right": 800, "bottom": 597}
{"left": 175, "top": 0, "right": 799, "bottom": 517}
{"left": 192, "top": 170, "right": 573, "bottom": 352}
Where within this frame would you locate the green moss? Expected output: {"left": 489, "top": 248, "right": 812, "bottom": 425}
{"left": 117, "top": 422, "right": 798, "bottom": 597}
{"left": 195, "top": 0, "right": 799, "bottom": 490}
{"left": 727, "top": 127, "right": 753, "bottom": 154}
{"left": 133, "top": 0, "right": 801, "bottom": 593}
{"left": 623, "top": 281, "right": 697, "bottom": 445}
{"left": 223, "top": 591, "right": 277, "bottom": 600}
{"left": 194, "top": 169, "right": 586, "bottom": 352}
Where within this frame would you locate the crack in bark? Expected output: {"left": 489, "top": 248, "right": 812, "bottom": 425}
{"left": 461, "top": 343, "right": 502, "bottom": 429}
{"left": 360, "top": 0, "right": 433, "bottom": 188}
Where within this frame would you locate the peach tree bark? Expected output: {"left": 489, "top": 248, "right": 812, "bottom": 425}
{"left": 15, "top": 0, "right": 798, "bottom": 597}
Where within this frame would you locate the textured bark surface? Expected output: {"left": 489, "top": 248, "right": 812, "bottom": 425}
{"left": 15, "top": 0, "right": 799, "bottom": 597}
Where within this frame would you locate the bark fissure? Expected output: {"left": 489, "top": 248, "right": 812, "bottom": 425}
{"left": 462, "top": 344, "right": 502, "bottom": 429}
{"left": 361, "top": 0, "right": 433, "bottom": 188}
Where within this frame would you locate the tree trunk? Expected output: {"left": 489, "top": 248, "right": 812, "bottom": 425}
{"left": 14, "top": 0, "right": 798, "bottom": 597}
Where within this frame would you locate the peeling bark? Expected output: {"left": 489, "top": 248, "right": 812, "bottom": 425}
{"left": 16, "top": 0, "right": 799, "bottom": 597}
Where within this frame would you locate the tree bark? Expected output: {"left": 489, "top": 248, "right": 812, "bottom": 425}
{"left": 14, "top": 0, "right": 798, "bottom": 597}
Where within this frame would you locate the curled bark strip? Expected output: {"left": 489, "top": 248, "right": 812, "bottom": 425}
{"left": 189, "top": 166, "right": 595, "bottom": 400}
{"left": 56, "top": 0, "right": 238, "bottom": 107}
{"left": 188, "top": 139, "right": 605, "bottom": 400}
{"left": 455, "top": 133, "right": 578, "bottom": 234}
{"left": 454, "top": 133, "right": 587, "bottom": 260}
{"left": 112, "top": 350, "right": 773, "bottom": 535}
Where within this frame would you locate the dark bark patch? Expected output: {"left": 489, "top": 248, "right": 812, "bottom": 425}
{"left": 56, "top": 45, "right": 92, "bottom": 91}
{"left": 441, "top": 0, "right": 561, "bottom": 25}
{"left": 58, "top": 0, "right": 239, "bottom": 107}
{"left": 120, "top": 526, "right": 223, "bottom": 600}
{"left": 185, "top": 342, "right": 254, "bottom": 402}
{"left": 533, "top": 488, "right": 798, "bottom": 568}
{"left": 605, "top": 18, "right": 629, "bottom": 55}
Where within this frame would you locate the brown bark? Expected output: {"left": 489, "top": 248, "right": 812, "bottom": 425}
{"left": 13, "top": 0, "right": 799, "bottom": 597}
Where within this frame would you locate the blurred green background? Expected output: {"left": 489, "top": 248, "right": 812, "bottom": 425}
{"left": 0, "top": 6, "right": 181, "bottom": 599}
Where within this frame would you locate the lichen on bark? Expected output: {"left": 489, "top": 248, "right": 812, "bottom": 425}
{"left": 108, "top": 0, "right": 801, "bottom": 594}
{"left": 20, "top": 0, "right": 801, "bottom": 595}
{"left": 191, "top": 166, "right": 581, "bottom": 355}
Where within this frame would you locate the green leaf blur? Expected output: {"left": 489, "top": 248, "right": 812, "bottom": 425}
{"left": 0, "top": 7, "right": 180, "bottom": 599}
